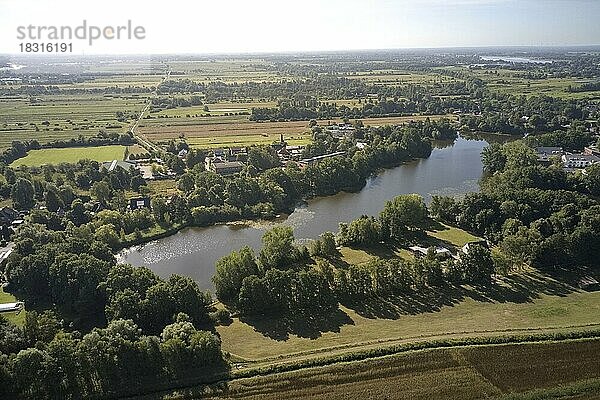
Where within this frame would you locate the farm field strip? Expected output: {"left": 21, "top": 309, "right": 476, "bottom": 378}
{"left": 165, "top": 338, "right": 600, "bottom": 400}
{"left": 139, "top": 115, "right": 455, "bottom": 142}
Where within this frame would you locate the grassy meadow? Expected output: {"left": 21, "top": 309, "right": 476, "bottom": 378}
{"left": 10, "top": 145, "right": 126, "bottom": 166}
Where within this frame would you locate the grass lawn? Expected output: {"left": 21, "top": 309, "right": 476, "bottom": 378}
{"left": 338, "top": 221, "right": 478, "bottom": 266}
{"left": 426, "top": 222, "right": 482, "bottom": 247}
{"left": 339, "top": 246, "right": 415, "bottom": 265}
{"left": 217, "top": 271, "right": 600, "bottom": 360}
{"left": 0, "top": 286, "right": 25, "bottom": 325}
{"left": 10, "top": 145, "right": 126, "bottom": 167}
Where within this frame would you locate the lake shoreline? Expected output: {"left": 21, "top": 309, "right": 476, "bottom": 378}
{"left": 120, "top": 135, "right": 493, "bottom": 289}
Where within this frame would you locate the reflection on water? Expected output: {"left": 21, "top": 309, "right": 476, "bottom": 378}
{"left": 121, "top": 135, "right": 493, "bottom": 290}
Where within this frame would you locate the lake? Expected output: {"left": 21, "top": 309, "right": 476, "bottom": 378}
{"left": 120, "top": 135, "right": 498, "bottom": 290}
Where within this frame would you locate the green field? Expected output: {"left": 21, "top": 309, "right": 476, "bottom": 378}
{"left": 439, "top": 66, "right": 600, "bottom": 100}
{"left": 0, "top": 94, "right": 148, "bottom": 150}
{"left": 217, "top": 270, "right": 600, "bottom": 361}
{"left": 10, "top": 145, "right": 126, "bottom": 166}
{"left": 0, "top": 286, "right": 25, "bottom": 325}
{"left": 426, "top": 222, "right": 482, "bottom": 247}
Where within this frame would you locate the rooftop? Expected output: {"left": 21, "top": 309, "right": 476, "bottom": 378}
{"left": 101, "top": 160, "right": 137, "bottom": 172}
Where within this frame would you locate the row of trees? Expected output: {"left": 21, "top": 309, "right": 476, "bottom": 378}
{"left": 213, "top": 195, "right": 497, "bottom": 318}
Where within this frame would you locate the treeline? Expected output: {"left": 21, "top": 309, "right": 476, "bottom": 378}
{"left": 431, "top": 139, "right": 600, "bottom": 270}
{"left": 0, "top": 314, "right": 225, "bottom": 399}
{"left": 567, "top": 81, "right": 600, "bottom": 93}
{"left": 0, "top": 85, "right": 154, "bottom": 96}
{"left": 249, "top": 98, "right": 445, "bottom": 121}
{"left": 150, "top": 95, "right": 203, "bottom": 111}
{"left": 212, "top": 194, "right": 496, "bottom": 319}
{"left": 157, "top": 77, "right": 476, "bottom": 103}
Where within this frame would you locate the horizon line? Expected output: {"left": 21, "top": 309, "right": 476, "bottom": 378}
{"left": 2, "top": 44, "right": 600, "bottom": 58}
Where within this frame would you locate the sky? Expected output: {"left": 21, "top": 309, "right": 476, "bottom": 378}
{"left": 0, "top": 0, "right": 599, "bottom": 55}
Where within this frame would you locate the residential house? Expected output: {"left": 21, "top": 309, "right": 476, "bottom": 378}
{"left": 409, "top": 245, "right": 453, "bottom": 259}
{"left": 535, "top": 147, "right": 563, "bottom": 165}
{"left": 562, "top": 153, "right": 600, "bottom": 169}
{"left": 129, "top": 197, "right": 151, "bottom": 210}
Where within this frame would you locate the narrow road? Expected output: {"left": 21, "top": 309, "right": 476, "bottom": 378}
{"left": 130, "top": 65, "right": 171, "bottom": 155}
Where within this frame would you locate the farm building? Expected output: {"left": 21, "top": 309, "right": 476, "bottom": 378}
{"left": 129, "top": 197, "right": 151, "bottom": 210}
{"left": 326, "top": 123, "right": 356, "bottom": 139}
{"left": 101, "top": 160, "right": 138, "bottom": 172}
{"left": 277, "top": 145, "right": 304, "bottom": 161}
{"left": 205, "top": 156, "right": 244, "bottom": 175}
{"left": 212, "top": 161, "right": 245, "bottom": 175}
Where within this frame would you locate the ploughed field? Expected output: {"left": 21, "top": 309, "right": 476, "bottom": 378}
{"left": 166, "top": 339, "right": 600, "bottom": 400}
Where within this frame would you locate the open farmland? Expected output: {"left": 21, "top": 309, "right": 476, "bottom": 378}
{"left": 164, "top": 339, "right": 600, "bottom": 400}
{"left": 167, "top": 59, "right": 289, "bottom": 83}
{"left": 10, "top": 145, "right": 125, "bottom": 166}
{"left": 439, "top": 66, "right": 600, "bottom": 100}
{"left": 138, "top": 115, "right": 455, "bottom": 148}
{"left": 0, "top": 94, "right": 147, "bottom": 149}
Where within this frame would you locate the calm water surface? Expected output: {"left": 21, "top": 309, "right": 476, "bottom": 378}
{"left": 121, "top": 136, "right": 494, "bottom": 290}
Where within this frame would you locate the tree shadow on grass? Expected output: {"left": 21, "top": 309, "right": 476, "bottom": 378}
{"left": 343, "top": 270, "right": 579, "bottom": 320}
{"left": 240, "top": 308, "right": 355, "bottom": 341}
{"left": 240, "top": 269, "right": 584, "bottom": 341}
